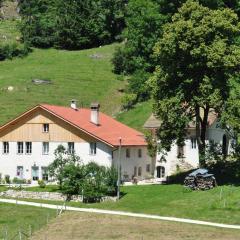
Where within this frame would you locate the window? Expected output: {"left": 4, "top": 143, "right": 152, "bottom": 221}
{"left": 25, "top": 142, "right": 32, "bottom": 154}
{"left": 3, "top": 142, "right": 9, "bottom": 154}
{"left": 43, "top": 123, "right": 49, "bottom": 133}
{"left": 134, "top": 166, "right": 137, "bottom": 176}
{"left": 157, "top": 166, "right": 165, "bottom": 178}
{"left": 126, "top": 148, "right": 130, "bottom": 158}
{"left": 146, "top": 164, "right": 151, "bottom": 173}
{"left": 138, "top": 167, "right": 142, "bottom": 177}
{"left": 138, "top": 149, "right": 142, "bottom": 158}
{"left": 68, "top": 142, "right": 75, "bottom": 154}
{"left": 222, "top": 134, "right": 228, "bottom": 156}
{"left": 191, "top": 138, "right": 197, "bottom": 149}
{"left": 41, "top": 167, "right": 48, "bottom": 181}
{"left": 177, "top": 145, "right": 185, "bottom": 158}
{"left": 17, "top": 166, "right": 23, "bottom": 178}
{"left": 89, "top": 142, "right": 96, "bottom": 155}
{"left": 42, "top": 142, "right": 49, "bottom": 155}
{"left": 17, "top": 142, "right": 23, "bottom": 154}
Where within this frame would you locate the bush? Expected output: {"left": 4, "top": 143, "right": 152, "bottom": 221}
{"left": 0, "top": 42, "right": 30, "bottom": 61}
{"left": 121, "top": 93, "right": 137, "bottom": 110}
{"left": 61, "top": 162, "right": 118, "bottom": 203}
{"left": 112, "top": 46, "right": 130, "bottom": 74}
{"left": 27, "top": 179, "right": 32, "bottom": 184}
{"left": 38, "top": 180, "right": 46, "bottom": 188}
{"left": 12, "top": 177, "right": 26, "bottom": 184}
{"left": 4, "top": 175, "right": 10, "bottom": 184}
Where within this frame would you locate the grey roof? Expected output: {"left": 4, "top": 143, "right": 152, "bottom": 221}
{"left": 143, "top": 111, "right": 217, "bottom": 130}
{"left": 143, "top": 114, "right": 162, "bottom": 129}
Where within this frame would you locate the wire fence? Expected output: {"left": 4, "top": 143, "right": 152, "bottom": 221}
{"left": 0, "top": 201, "right": 66, "bottom": 240}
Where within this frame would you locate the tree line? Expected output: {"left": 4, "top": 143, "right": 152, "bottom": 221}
{"left": 18, "top": 0, "right": 127, "bottom": 49}
{"left": 112, "top": 0, "right": 240, "bottom": 106}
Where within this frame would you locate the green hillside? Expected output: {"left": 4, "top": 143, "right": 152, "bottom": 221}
{"left": 116, "top": 101, "right": 152, "bottom": 131}
{"left": 0, "top": 20, "right": 20, "bottom": 44}
{"left": 0, "top": 44, "right": 128, "bottom": 123}
{"left": 0, "top": 43, "right": 152, "bottom": 130}
{"left": 0, "top": 17, "right": 152, "bottom": 131}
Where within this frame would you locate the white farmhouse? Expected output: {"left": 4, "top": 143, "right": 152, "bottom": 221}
{"left": 0, "top": 102, "right": 152, "bottom": 182}
{"left": 144, "top": 113, "right": 232, "bottom": 181}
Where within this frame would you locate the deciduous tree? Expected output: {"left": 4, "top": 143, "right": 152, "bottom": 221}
{"left": 48, "top": 145, "right": 80, "bottom": 189}
{"left": 150, "top": 0, "right": 240, "bottom": 166}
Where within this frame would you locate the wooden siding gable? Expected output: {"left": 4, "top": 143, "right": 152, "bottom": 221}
{"left": 0, "top": 108, "right": 96, "bottom": 143}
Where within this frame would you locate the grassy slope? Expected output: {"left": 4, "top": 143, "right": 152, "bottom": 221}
{"left": 0, "top": 203, "right": 55, "bottom": 238}
{"left": 0, "top": 19, "right": 150, "bottom": 131}
{"left": 0, "top": 44, "right": 126, "bottom": 124}
{"left": 0, "top": 20, "right": 20, "bottom": 44}
{"left": 17, "top": 184, "right": 240, "bottom": 225}
{"left": 32, "top": 211, "right": 240, "bottom": 240}
{"left": 116, "top": 101, "right": 152, "bottom": 131}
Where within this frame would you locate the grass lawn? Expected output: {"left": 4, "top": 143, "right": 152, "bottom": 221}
{"left": 0, "top": 185, "right": 7, "bottom": 192}
{"left": 0, "top": 20, "right": 151, "bottom": 131}
{"left": 0, "top": 43, "right": 125, "bottom": 125}
{"left": 116, "top": 101, "right": 152, "bottom": 131}
{"left": 32, "top": 211, "right": 240, "bottom": 240}
{"left": 12, "top": 184, "right": 240, "bottom": 225}
{"left": 24, "top": 185, "right": 60, "bottom": 193}
{"left": 0, "top": 203, "right": 56, "bottom": 239}
{"left": 0, "top": 19, "right": 20, "bottom": 44}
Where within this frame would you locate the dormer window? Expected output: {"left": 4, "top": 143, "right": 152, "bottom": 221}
{"left": 43, "top": 124, "right": 49, "bottom": 133}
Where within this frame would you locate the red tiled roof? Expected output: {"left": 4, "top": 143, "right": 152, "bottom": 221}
{"left": 40, "top": 104, "right": 146, "bottom": 147}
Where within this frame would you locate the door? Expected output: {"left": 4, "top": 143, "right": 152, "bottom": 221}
{"left": 157, "top": 166, "right": 165, "bottom": 178}
{"left": 32, "top": 166, "right": 39, "bottom": 181}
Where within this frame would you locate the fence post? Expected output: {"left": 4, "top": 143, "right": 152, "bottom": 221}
{"left": 29, "top": 225, "right": 32, "bottom": 239}
{"left": 4, "top": 226, "right": 8, "bottom": 240}
{"left": 47, "top": 213, "right": 49, "bottom": 224}
{"left": 219, "top": 187, "right": 223, "bottom": 200}
{"left": 18, "top": 228, "right": 22, "bottom": 240}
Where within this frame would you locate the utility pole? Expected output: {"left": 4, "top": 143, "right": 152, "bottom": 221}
{"left": 117, "top": 137, "right": 122, "bottom": 200}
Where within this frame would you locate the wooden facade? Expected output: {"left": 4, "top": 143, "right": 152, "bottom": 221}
{"left": 0, "top": 108, "right": 96, "bottom": 143}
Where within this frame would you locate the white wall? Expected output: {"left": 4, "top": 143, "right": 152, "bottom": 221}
{"left": 112, "top": 146, "right": 152, "bottom": 181}
{"left": 155, "top": 140, "right": 199, "bottom": 180}
{"left": 0, "top": 141, "right": 113, "bottom": 181}
{"left": 154, "top": 120, "right": 232, "bottom": 180}
{"left": 0, "top": 141, "right": 151, "bottom": 182}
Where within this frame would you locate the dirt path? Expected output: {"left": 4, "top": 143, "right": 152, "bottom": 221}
{"left": 1, "top": 198, "right": 240, "bottom": 230}
{"left": 32, "top": 212, "right": 240, "bottom": 240}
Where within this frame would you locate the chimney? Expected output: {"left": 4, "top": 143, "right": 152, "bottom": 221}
{"left": 91, "top": 103, "right": 100, "bottom": 125}
{"left": 70, "top": 99, "right": 78, "bottom": 110}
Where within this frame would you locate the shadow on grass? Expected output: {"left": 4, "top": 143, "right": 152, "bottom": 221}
{"left": 207, "top": 161, "right": 240, "bottom": 186}
{"left": 167, "top": 161, "right": 240, "bottom": 186}
{"left": 167, "top": 169, "right": 194, "bottom": 185}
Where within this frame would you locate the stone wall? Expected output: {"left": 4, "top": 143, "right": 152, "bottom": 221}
{"left": 0, "top": 190, "right": 117, "bottom": 202}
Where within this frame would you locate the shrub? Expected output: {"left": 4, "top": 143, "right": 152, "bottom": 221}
{"left": 4, "top": 175, "right": 10, "bottom": 184}
{"left": 38, "top": 180, "right": 46, "bottom": 188}
{"left": 0, "top": 42, "right": 30, "bottom": 61}
{"left": 121, "top": 93, "right": 137, "bottom": 110}
{"left": 12, "top": 177, "right": 26, "bottom": 184}
{"left": 112, "top": 46, "right": 129, "bottom": 74}
{"left": 61, "top": 162, "right": 118, "bottom": 203}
